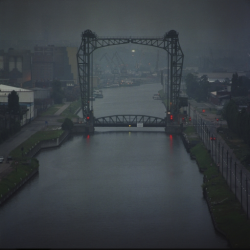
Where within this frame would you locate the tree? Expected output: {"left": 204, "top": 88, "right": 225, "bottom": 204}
{"left": 185, "top": 73, "right": 209, "bottom": 102}
{"left": 185, "top": 73, "right": 198, "bottom": 98}
{"left": 197, "top": 75, "right": 209, "bottom": 102}
{"left": 8, "top": 90, "right": 20, "bottom": 115}
{"left": 231, "top": 73, "right": 248, "bottom": 97}
{"left": 7, "top": 90, "right": 21, "bottom": 135}
{"left": 62, "top": 118, "right": 74, "bottom": 131}
{"left": 231, "top": 72, "right": 238, "bottom": 97}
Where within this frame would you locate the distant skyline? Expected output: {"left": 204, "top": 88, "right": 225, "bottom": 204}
{"left": 1, "top": 0, "right": 250, "bottom": 57}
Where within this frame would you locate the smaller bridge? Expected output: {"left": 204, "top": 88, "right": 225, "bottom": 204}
{"left": 94, "top": 115, "right": 166, "bottom": 127}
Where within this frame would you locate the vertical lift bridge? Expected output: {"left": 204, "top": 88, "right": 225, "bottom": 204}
{"left": 77, "top": 29, "right": 184, "bottom": 130}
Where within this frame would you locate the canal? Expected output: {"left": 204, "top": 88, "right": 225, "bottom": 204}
{"left": 0, "top": 83, "right": 228, "bottom": 248}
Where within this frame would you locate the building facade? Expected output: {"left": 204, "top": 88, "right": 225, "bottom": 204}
{"left": 32, "top": 45, "right": 75, "bottom": 87}
{"left": 0, "top": 48, "right": 32, "bottom": 87}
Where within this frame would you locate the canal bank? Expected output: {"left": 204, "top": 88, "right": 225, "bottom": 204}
{"left": 183, "top": 125, "right": 250, "bottom": 248}
{"left": 0, "top": 99, "right": 80, "bottom": 206}
{"left": 0, "top": 130, "right": 70, "bottom": 206}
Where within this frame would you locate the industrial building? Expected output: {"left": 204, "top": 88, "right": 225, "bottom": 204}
{"left": 0, "top": 48, "right": 32, "bottom": 87}
{"left": 32, "top": 45, "right": 75, "bottom": 87}
{"left": 0, "top": 46, "right": 78, "bottom": 89}
{"left": 0, "top": 84, "right": 34, "bottom": 126}
{"left": 31, "top": 87, "right": 53, "bottom": 115}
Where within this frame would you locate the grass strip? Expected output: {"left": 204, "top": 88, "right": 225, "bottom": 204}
{"left": 0, "top": 158, "right": 39, "bottom": 197}
{"left": 57, "top": 99, "right": 81, "bottom": 123}
{"left": 10, "top": 130, "right": 64, "bottom": 159}
{"left": 218, "top": 127, "right": 250, "bottom": 171}
{"left": 1, "top": 129, "right": 63, "bottom": 198}
{"left": 39, "top": 104, "right": 64, "bottom": 116}
{"left": 185, "top": 126, "right": 250, "bottom": 248}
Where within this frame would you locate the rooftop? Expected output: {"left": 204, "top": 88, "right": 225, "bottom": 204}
{"left": 0, "top": 84, "right": 32, "bottom": 92}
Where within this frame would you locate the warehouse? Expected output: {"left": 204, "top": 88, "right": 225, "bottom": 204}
{"left": 0, "top": 84, "right": 34, "bottom": 126}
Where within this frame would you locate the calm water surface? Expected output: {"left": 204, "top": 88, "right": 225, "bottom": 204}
{"left": 0, "top": 83, "right": 228, "bottom": 248}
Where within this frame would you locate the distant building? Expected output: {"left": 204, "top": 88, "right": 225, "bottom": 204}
{"left": 0, "top": 48, "right": 32, "bottom": 87}
{"left": 32, "top": 45, "right": 75, "bottom": 87}
{"left": 31, "top": 87, "right": 53, "bottom": 115}
{"left": 32, "top": 45, "right": 54, "bottom": 86}
{"left": 210, "top": 87, "right": 231, "bottom": 106}
{"left": 66, "top": 47, "right": 78, "bottom": 85}
{"left": 91, "top": 76, "right": 100, "bottom": 88}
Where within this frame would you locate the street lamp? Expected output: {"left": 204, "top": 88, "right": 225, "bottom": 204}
{"left": 210, "top": 135, "right": 216, "bottom": 160}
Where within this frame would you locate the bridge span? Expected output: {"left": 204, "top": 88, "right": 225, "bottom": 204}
{"left": 94, "top": 115, "right": 166, "bottom": 127}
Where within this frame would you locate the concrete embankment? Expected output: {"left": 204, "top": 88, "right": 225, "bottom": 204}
{"left": 0, "top": 131, "right": 70, "bottom": 206}
{"left": 180, "top": 132, "right": 190, "bottom": 153}
{"left": 202, "top": 179, "right": 229, "bottom": 242}
{"left": 0, "top": 168, "right": 38, "bottom": 205}
{"left": 25, "top": 130, "right": 70, "bottom": 158}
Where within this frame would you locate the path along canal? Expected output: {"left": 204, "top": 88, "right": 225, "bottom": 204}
{"left": 0, "top": 83, "right": 228, "bottom": 248}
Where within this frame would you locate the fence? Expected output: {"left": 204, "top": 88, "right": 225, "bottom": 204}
{"left": 191, "top": 107, "right": 250, "bottom": 219}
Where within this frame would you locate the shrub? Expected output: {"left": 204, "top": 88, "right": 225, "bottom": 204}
{"left": 62, "top": 118, "right": 74, "bottom": 131}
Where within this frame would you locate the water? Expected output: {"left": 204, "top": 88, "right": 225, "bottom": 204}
{"left": 0, "top": 83, "right": 228, "bottom": 248}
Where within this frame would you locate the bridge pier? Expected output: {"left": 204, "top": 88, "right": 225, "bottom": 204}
{"left": 73, "top": 123, "right": 95, "bottom": 134}
{"left": 165, "top": 124, "right": 183, "bottom": 135}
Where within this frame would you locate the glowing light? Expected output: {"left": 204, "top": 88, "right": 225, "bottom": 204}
{"left": 131, "top": 50, "right": 135, "bottom": 52}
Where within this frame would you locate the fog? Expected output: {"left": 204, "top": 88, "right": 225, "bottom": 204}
{"left": 1, "top": 0, "right": 250, "bottom": 67}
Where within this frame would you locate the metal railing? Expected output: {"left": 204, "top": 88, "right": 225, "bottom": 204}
{"left": 191, "top": 106, "right": 250, "bottom": 218}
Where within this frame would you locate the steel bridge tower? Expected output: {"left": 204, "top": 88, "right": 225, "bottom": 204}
{"left": 77, "top": 29, "right": 184, "bottom": 126}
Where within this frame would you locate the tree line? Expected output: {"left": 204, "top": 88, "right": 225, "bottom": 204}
{"left": 185, "top": 72, "right": 250, "bottom": 102}
{"left": 185, "top": 73, "right": 210, "bottom": 102}
{"left": 222, "top": 98, "right": 250, "bottom": 146}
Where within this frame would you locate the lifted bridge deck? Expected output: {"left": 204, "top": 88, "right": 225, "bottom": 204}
{"left": 94, "top": 115, "right": 166, "bottom": 127}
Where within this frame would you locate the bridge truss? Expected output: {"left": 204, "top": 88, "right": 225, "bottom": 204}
{"left": 77, "top": 29, "right": 184, "bottom": 123}
{"left": 94, "top": 115, "right": 166, "bottom": 127}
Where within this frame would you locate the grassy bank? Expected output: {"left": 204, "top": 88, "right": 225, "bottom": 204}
{"left": 57, "top": 99, "right": 81, "bottom": 122}
{"left": 218, "top": 127, "right": 250, "bottom": 171}
{"left": 10, "top": 130, "right": 64, "bottom": 159}
{"left": 39, "top": 104, "right": 64, "bottom": 116}
{"left": 0, "top": 158, "right": 39, "bottom": 198}
{"left": 0, "top": 129, "right": 64, "bottom": 198}
{"left": 39, "top": 99, "right": 81, "bottom": 122}
{"left": 158, "top": 89, "right": 168, "bottom": 107}
{"left": 185, "top": 125, "right": 250, "bottom": 248}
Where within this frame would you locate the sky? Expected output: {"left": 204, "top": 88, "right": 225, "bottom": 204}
{"left": 1, "top": 0, "right": 250, "bottom": 65}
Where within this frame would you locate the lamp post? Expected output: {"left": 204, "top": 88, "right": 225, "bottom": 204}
{"left": 222, "top": 146, "right": 224, "bottom": 177}
{"left": 210, "top": 135, "right": 216, "bottom": 161}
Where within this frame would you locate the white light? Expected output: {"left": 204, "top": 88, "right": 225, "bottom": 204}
{"left": 131, "top": 50, "right": 135, "bottom": 53}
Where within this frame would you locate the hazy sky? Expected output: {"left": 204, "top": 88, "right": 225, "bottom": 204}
{"left": 1, "top": 0, "right": 250, "bottom": 54}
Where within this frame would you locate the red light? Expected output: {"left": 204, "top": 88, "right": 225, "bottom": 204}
{"left": 189, "top": 117, "right": 191, "bottom": 121}
{"left": 86, "top": 116, "right": 90, "bottom": 120}
{"left": 170, "top": 115, "right": 173, "bottom": 120}
{"left": 202, "top": 109, "right": 205, "bottom": 113}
